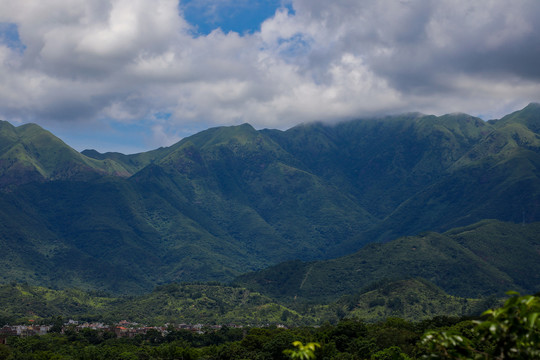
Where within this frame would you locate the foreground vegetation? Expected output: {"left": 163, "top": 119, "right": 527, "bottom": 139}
{"left": 1, "top": 293, "right": 538, "bottom": 360}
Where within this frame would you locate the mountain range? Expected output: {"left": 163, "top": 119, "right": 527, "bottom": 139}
{"left": 1, "top": 103, "right": 539, "bottom": 296}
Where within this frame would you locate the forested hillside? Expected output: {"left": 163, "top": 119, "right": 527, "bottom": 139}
{"left": 1, "top": 104, "right": 539, "bottom": 294}
{"left": 235, "top": 220, "right": 540, "bottom": 302}
{"left": 0, "top": 280, "right": 484, "bottom": 326}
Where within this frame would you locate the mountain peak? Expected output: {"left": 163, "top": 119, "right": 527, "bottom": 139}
{"left": 81, "top": 149, "right": 103, "bottom": 159}
{"left": 0, "top": 120, "right": 134, "bottom": 188}
{"left": 495, "top": 102, "right": 540, "bottom": 132}
{"left": 524, "top": 102, "right": 540, "bottom": 109}
{"left": 182, "top": 123, "right": 259, "bottom": 150}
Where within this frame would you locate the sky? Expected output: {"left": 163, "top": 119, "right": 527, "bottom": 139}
{"left": 0, "top": 0, "right": 539, "bottom": 154}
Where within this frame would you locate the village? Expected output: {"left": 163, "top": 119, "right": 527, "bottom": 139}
{"left": 0, "top": 320, "right": 258, "bottom": 345}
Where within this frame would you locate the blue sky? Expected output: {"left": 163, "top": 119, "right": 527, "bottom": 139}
{"left": 181, "top": 0, "right": 292, "bottom": 35}
{"left": 0, "top": 2, "right": 291, "bottom": 50}
{"left": 0, "top": 0, "right": 291, "bottom": 153}
{"left": 0, "top": 22, "right": 25, "bottom": 52}
{"left": 0, "top": 0, "right": 539, "bottom": 154}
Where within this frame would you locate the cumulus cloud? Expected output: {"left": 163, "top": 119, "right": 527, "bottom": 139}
{"left": 0, "top": 0, "right": 539, "bottom": 152}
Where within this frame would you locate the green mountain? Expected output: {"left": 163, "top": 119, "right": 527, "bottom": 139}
{"left": 0, "top": 121, "right": 131, "bottom": 188}
{"left": 0, "top": 122, "right": 376, "bottom": 293}
{"left": 235, "top": 220, "right": 540, "bottom": 303}
{"left": 1, "top": 104, "right": 540, "bottom": 295}
{"left": 262, "top": 106, "right": 540, "bottom": 247}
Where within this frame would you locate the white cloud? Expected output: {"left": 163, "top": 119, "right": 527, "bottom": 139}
{"left": 150, "top": 123, "right": 182, "bottom": 148}
{"left": 0, "top": 0, "right": 539, "bottom": 152}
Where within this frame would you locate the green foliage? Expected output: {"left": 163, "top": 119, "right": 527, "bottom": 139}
{"left": 0, "top": 282, "right": 309, "bottom": 326}
{"left": 340, "top": 279, "right": 484, "bottom": 323}
{"left": 105, "top": 283, "right": 308, "bottom": 326}
{"left": 0, "top": 344, "right": 11, "bottom": 360}
{"left": 371, "top": 346, "right": 412, "bottom": 360}
{"left": 283, "top": 341, "right": 320, "bottom": 359}
{"left": 0, "top": 283, "right": 117, "bottom": 323}
{"left": 421, "top": 292, "right": 540, "bottom": 359}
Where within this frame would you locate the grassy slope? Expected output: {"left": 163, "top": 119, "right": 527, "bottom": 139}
{"left": 263, "top": 113, "right": 488, "bottom": 220}
{"left": 0, "top": 283, "right": 116, "bottom": 323}
{"left": 153, "top": 123, "right": 374, "bottom": 260}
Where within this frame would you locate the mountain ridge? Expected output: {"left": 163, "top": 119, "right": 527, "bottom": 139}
{"left": 1, "top": 104, "right": 539, "bottom": 294}
{"left": 0, "top": 120, "right": 133, "bottom": 189}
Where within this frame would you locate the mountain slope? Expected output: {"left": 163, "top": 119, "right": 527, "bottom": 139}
{"left": 340, "top": 278, "right": 487, "bottom": 322}
{"left": 366, "top": 109, "right": 540, "bottom": 242}
{"left": 263, "top": 107, "right": 540, "bottom": 247}
{"left": 262, "top": 113, "right": 488, "bottom": 219}
{"left": 235, "top": 220, "right": 540, "bottom": 302}
{"left": 0, "top": 123, "right": 375, "bottom": 292}
{"left": 132, "top": 123, "right": 374, "bottom": 261}
{"left": 0, "top": 121, "right": 131, "bottom": 188}
{"left": 1, "top": 104, "right": 540, "bottom": 294}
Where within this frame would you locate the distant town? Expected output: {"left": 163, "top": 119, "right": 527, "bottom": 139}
{"left": 0, "top": 319, "right": 290, "bottom": 345}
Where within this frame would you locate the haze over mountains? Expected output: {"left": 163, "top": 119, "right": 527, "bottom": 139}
{"left": 1, "top": 103, "right": 540, "bottom": 296}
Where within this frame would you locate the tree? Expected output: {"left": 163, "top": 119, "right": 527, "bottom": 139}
{"left": 421, "top": 292, "right": 540, "bottom": 359}
{"left": 371, "top": 346, "right": 412, "bottom": 360}
{"left": 0, "top": 344, "right": 12, "bottom": 360}
{"left": 283, "top": 341, "right": 320, "bottom": 360}
{"left": 49, "top": 316, "right": 63, "bottom": 333}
